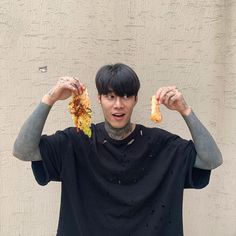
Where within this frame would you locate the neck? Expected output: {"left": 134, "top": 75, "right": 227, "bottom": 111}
{"left": 105, "top": 121, "right": 134, "bottom": 140}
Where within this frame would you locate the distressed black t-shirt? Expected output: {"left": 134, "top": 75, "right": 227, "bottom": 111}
{"left": 32, "top": 123, "right": 211, "bottom": 236}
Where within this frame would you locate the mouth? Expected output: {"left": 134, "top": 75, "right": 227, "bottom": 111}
{"left": 112, "top": 113, "right": 125, "bottom": 120}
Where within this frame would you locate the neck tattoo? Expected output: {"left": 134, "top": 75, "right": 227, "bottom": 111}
{"left": 105, "top": 121, "right": 134, "bottom": 140}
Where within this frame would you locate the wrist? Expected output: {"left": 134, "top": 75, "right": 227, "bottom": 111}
{"left": 180, "top": 106, "right": 192, "bottom": 116}
{"left": 41, "top": 94, "right": 56, "bottom": 106}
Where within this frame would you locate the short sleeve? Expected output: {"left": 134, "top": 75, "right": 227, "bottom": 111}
{"left": 32, "top": 129, "right": 71, "bottom": 186}
{"left": 183, "top": 140, "right": 211, "bottom": 189}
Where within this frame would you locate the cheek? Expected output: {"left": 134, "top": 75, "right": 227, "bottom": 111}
{"left": 128, "top": 103, "right": 136, "bottom": 111}
{"left": 100, "top": 103, "right": 111, "bottom": 114}
{"left": 128, "top": 108, "right": 134, "bottom": 114}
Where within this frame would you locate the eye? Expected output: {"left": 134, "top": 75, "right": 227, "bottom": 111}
{"left": 105, "top": 94, "right": 115, "bottom": 100}
{"left": 122, "top": 95, "right": 132, "bottom": 101}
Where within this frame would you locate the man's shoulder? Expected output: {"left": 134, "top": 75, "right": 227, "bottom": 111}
{"left": 53, "top": 127, "right": 77, "bottom": 137}
{"left": 136, "top": 124, "right": 173, "bottom": 136}
{"left": 135, "top": 124, "right": 181, "bottom": 145}
{"left": 58, "top": 123, "right": 105, "bottom": 141}
{"left": 93, "top": 122, "right": 104, "bottom": 129}
{"left": 42, "top": 127, "right": 89, "bottom": 142}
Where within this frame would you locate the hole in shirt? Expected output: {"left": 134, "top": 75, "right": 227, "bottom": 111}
{"left": 150, "top": 209, "right": 155, "bottom": 215}
{"left": 127, "top": 139, "right": 135, "bottom": 146}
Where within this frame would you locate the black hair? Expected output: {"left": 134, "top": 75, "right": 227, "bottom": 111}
{"left": 95, "top": 63, "right": 140, "bottom": 97}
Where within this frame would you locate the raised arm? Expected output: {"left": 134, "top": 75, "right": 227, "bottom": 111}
{"left": 155, "top": 86, "right": 223, "bottom": 170}
{"left": 182, "top": 110, "right": 222, "bottom": 169}
{"left": 13, "top": 102, "right": 51, "bottom": 161}
{"left": 12, "top": 77, "right": 84, "bottom": 161}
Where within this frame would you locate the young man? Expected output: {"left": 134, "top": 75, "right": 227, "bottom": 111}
{"left": 13, "top": 63, "right": 222, "bottom": 236}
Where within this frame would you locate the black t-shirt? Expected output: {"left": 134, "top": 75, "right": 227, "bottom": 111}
{"left": 32, "top": 123, "right": 211, "bottom": 236}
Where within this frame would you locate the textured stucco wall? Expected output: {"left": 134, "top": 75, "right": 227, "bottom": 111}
{"left": 0, "top": 0, "right": 235, "bottom": 235}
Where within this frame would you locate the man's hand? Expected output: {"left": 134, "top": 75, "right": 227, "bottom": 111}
{"left": 42, "top": 77, "right": 85, "bottom": 106}
{"left": 155, "top": 86, "right": 191, "bottom": 116}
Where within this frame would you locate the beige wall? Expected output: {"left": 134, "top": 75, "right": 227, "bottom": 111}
{"left": 0, "top": 0, "right": 235, "bottom": 235}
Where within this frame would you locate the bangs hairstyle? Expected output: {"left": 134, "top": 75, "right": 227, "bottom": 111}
{"left": 95, "top": 63, "right": 140, "bottom": 97}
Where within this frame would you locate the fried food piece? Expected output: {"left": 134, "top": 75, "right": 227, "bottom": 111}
{"left": 150, "top": 95, "right": 162, "bottom": 123}
{"left": 68, "top": 88, "right": 92, "bottom": 137}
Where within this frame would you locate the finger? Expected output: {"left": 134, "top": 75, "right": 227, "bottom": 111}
{"left": 73, "top": 76, "right": 79, "bottom": 82}
{"left": 72, "top": 77, "right": 86, "bottom": 94}
{"left": 156, "top": 87, "right": 168, "bottom": 103}
{"left": 168, "top": 94, "right": 179, "bottom": 106}
{"left": 159, "top": 88, "right": 168, "bottom": 103}
{"left": 60, "top": 76, "right": 73, "bottom": 81}
{"left": 58, "top": 77, "right": 74, "bottom": 87}
{"left": 163, "top": 90, "right": 176, "bottom": 104}
{"left": 73, "top": 77, "right": 81, "bottom": 87}
{"left": 63, "top": 84, "right": 79, "bottom": 94}
{"left": 58, "top": 77, "right": 75, "bottom": 89}
{"left": 159, "top": 86, "right": 175, "bottom": 103}
{"left": 58, "top": 77, "right": 67, "bottom": 85}
{"left": 61, "top": 77, "right": 82, "bottom": 95}
{"left": 71, "top": 84, "right": 80, "bottom": 95}
{"left": 155, "top": 88, "right": 163, "bottom": 104}
{"left": 168, "top": 91, "right": 182, "bottom": 106}
{"left": 78, "top": 83, "right": 86, "bottom": 95}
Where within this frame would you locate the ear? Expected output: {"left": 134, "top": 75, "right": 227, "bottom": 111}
{"left": 97, "top": 94, "right": 101, "bottom": 104}
{"left": 134, "top": 95, "right": 138, "bottom": 105}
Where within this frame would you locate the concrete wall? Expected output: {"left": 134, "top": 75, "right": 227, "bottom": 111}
{"left": 0, "top": 0, "right": 235, "bottom": 235}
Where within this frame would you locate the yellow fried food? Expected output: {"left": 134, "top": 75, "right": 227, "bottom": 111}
{"left": 68, "top": 88, "right": 92, "bottom": 137}
{"left": 150, "top": 95, "right": 162, "bottom": 123}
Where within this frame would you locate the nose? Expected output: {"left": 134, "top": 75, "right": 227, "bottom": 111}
{"left": 114, "top": 97, "right": 124, "bottom": 108}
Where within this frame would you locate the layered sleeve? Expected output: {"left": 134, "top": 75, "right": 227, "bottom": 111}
{"left": 158, "top": 128, "right": 211, "bottom": 190}
{"left": 180, "top": 140, "right": 211, "bottom": 189}
{"left": 31, "top": 128, "right": 73, "bottom": 185}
